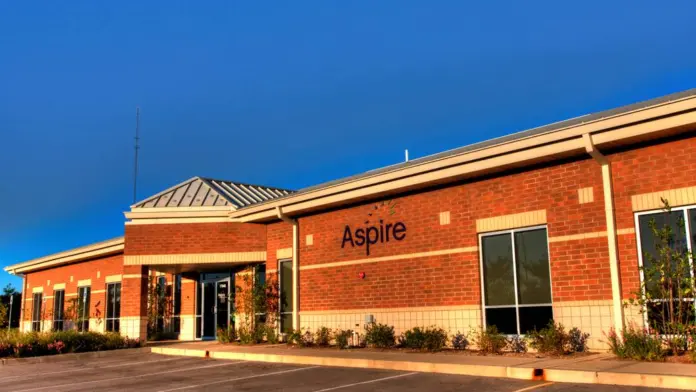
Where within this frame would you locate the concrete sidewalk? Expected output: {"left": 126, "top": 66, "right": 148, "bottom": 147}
{"left": 151, "top": 342, "right": 696, "bottom": 391}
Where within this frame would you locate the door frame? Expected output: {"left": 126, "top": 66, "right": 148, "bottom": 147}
{"left": 199, "top": 274, "right": 231, "bottom": 340}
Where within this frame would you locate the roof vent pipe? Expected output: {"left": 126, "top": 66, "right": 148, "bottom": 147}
{"left": 404, "top": 149, "right": 409, "bottom": 162}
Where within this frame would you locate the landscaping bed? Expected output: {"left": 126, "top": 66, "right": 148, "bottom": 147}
{"left": 0, "top": 329, "right": 142, "bottom": 358}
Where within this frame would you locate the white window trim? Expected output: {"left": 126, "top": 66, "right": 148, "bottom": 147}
{"left": 633, "top": 206, "right": 696, "bottom": 330}
{"left": 478, "top": 224, "right": 554, "bottom": 335}
{"left": 105, "top": 282, "right": 121, "bottom": 332}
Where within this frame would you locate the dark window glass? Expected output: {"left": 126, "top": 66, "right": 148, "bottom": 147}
{"left": 174, "top": 275, "right": 182, "bottom": 316}
{"left": 279, "top": 260, "right": 293, "bottom": 333}
{"left": 519, "top": 306, "right": 554, "bottom": 334}
{"left": 482, "top": 234, "right": 515, "bottom": 306}
{"left": 639, "top": 211, "right": 687, "bottom": 297}
{"left": 106, "top": 283, "right": 121, "bottom": 332}
{"left": 485, "top": 308, "right": 517, "bottom": 335}
{"left": 32, "top": 293, "right": 42, "bottom": 332}
{"left": 515, "top": 229, "right": 552, "bottom": 305}
{"left": 77, "top": 287, "right": 91, "bottom": 332}
{"left": 255, "top": 264, "right": 266, "bottom": 287}
{"left": 481, "top": 228, "right": 553, "bottom": 335}
{"left": 195, "top": 281, "right": 202, "bottom": 339}
{"left": 646, "top": 300, "right": 696, "bottom": 334}
{"left": 52, "top": 290, "right": 65, "bottom": 331}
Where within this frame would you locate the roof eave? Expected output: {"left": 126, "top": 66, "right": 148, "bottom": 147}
{"left": 230, "top": 93, "right": 696, "bottom": 222}
{"left": 5, "top": 237, "right": 125, "bottom": 274}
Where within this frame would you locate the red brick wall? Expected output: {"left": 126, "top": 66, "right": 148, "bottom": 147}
{"left": 124, "top": 222, "right": 266, "bottom": 255}
{"left": 23, "top": 254, "right": 124, "bottom": 322}
{"left": 610, "top": 134, "right": 696, "bottom": 298}
{"left": 298, "top": 156, "right": 610, "bottom": 311}
{"left": 266, "top": 221, "right": 293, "bottom": 269}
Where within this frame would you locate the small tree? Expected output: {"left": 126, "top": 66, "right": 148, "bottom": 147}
{"left": 235, "top": 266, "right": 280, "bottom": 343}
{"left": 628, "top": 199, "right": 696, "bottom": 355}
{"left": 147, "top": 275, "right": 172, "bottom": 338}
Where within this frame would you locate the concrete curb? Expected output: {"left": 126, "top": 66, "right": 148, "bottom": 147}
{"left": 150, "top": 347, "right": 696, "bottom": 391}
{"left": 1, "top": 347, "right": 152, "bottom": 366}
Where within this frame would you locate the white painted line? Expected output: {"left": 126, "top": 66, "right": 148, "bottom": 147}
{"left": 0, "top": 357, "right": 187, "bottom": 381}
{"left": 10, "top": 361, "right": 244, "bottom": 392}
{"left": 514, "top": 382, "right": 555, "bottom": 392}
{"left": 157, "top": 366, "right": 321, "bottom": 392}
{"left": 312, "top": 372, "right": 418, "bottom": 392}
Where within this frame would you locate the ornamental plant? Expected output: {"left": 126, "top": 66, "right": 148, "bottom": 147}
{"left": 473, "top": 326, "right": 506, "bottom": 354}
{"left": 627, "top": 199, "right": 696, "bottom": 356}
{"left": 235, "top": 266, "right": 280, "bottom": 343}
{"left": 364, "top": 322, "right": 395, "bottom": 348}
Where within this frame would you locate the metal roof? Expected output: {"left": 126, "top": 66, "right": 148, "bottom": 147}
{"left": 132, "top": 176, "right": 294, "bottom": 209}
{"left": 237, "top": 87, "right": 696, "bottom": 208}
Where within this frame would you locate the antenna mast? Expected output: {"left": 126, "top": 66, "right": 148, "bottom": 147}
{"left": 133, "top": 107, "right": 140, "bottom": 203}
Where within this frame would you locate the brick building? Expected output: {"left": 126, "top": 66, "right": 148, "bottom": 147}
{"left": 7, "top": 89, "right": 696, "bottom": 349}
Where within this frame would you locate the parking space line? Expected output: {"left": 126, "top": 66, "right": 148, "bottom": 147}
{"left": 10, "top": 360, "right": 245, "bottom": 392}
{"left": 311, "top": 372, "right": 418, "bottom": 392}
{"left": 513, "top": 382, "right": 555, "bottom": 392}
{"left": 0, "top": 357, "right": 187, "bottom": 381}
{"left": 157, "top": 365, "right": 321, "bottom": 392}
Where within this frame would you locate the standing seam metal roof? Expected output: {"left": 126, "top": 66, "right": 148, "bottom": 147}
{"left": 131, "top": 176, "right": 294, "bottom": 209}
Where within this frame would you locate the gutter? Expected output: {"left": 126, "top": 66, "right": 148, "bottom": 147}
{"left": 583, "top": 133, "right": 624, "bottom": 336}
{"left": 276, "top": 206, "right": 300, "bottom": 330}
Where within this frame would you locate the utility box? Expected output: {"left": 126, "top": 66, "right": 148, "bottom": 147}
{"left": 364, "top": 314, "right": 375, "bottom": 324}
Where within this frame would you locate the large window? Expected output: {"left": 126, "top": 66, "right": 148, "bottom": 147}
{"left": 106, "top": 283, "right": 121, "bottom": 332}
{"left": 52, "top": 290, "right": 65, "bottom": 331}
{"left": 480, "top": 226, "right": 553, "bottom": 335}
{"left": 172, "top": 274, "right": 182, "bottom": 334}
{"left": 254, "top": 264, "right": 267, "bottom": 325}
{"left": 31, "top": 293, "right": 42, "bottom": 332}
{"left": 279, "top": 260, "right": 293, "bottom": 333}
{"left": 77, "top": 286, "right": 91, "bottom": 332}
{"left": 636, "top": 207, "right": 696, "bottom": 331}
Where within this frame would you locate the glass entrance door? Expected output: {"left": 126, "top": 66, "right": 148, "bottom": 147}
{"left": 200, "top": 275, "right": 231, "bottom": 340}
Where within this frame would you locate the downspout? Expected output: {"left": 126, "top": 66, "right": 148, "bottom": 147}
{"left": 276, "top": 206, "right": 299, "bottom": 330}
{"left": 583, "top": 133, "right": 624, "bottom": 335}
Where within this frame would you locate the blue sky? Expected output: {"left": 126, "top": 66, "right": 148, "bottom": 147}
{"left": 1, "top": 1, "right": 695, "bottom": 289}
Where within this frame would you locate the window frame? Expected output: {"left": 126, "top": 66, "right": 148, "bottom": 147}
{"left": 634, "top": 206, "right": 696, "bottom": 330}
{"left": 31, "top": 292, "right": 43, "bottom": 332}
{"left": 278, "top": 258, "right": 293, "bottom": 334}
{"left": 478, "top": 224, "right": 554, "bottom": 335}
{"left": 77, "top": 286, "right": 91, "bottom": 332}
{"left": 52, "top": 289, "right": 65, "bottom": 331}
{"left": 105, "top": 282, "right": 121, "bottom": 333}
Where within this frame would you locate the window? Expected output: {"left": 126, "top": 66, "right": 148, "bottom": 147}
{"left": 77, "top": 286, "right": 91, "bottom": 332}
{"left": 636, "top": 207, "right": 696, "bottom": 332}
{"left": 106, "top": 283, "right": 121, "bottom": 332}
{"left": 279, "top": 260, "right": 293, "bottom": 333}
{"left": 480, "top": 227, "right": 553, "bottom": 335}
{"left": 31, "top": 293, "right": 42, "bottom": 332}
{"left": 172, "top": 275, "right": 182, "bottom": 334}
{"left": 254, "top": 264, "right": 267, "bottom": 325}
{"left": 52, "top": 290, "right": 65, "bottom": 331}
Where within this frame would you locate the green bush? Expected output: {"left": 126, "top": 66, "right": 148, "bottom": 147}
{"left": 451, "top": 332, "right": 469, "bottom": 350}
{"left": 315, "top": 327, "right": 331, "bottom": 347}
{"left": 217, "top": 327, "right": 236, "bottom": 344}
{"left": 473, "top": 326, "right": 506, "bottom": 354}
{"left": 334, "top": 329, "right": 352, "bottom": 349}
{"left": 606, "top": 326, "right": 665, "bottom": 361}
{"left": 527, "top": 322, "right": 570, "bottom": 355}
{"left": 0, "top": 330, "right": 140, "bottom": 358}
{"left": 286, "top": 329, "right": 303, "bottom": 346}
{"left": 506, "top": 335, "right": 527, "bottom": 353}
{"left": 364, "top": 323, "right": 395, "bottom": 348}
{"left": 264, "top": 325, "right": 279, "bottom": 344}
{"left": 148, "top": 330, "right": 179, "bottom": 342}
{"left": 568, "top": 327, "right": 590, "bottom": 353}
{"left": 400, "top": 327, "right": 447, "bottom": 351}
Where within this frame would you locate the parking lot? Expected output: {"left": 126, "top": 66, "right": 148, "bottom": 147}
{"left": 0, "top": 352, "right": 664, "bottom": 392}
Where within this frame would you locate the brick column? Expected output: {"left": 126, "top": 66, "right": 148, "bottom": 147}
{"left": 121, "top": 265, "right": 149, "bottom": 341}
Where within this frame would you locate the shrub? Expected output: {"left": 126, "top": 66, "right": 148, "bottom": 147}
{"left": 301, "top": 330, "right": 314, "bottom": 346}
{"left": 334, "top": 329, "right": 352, "bottom": 349}
{"left": 568, "top": 327, "right": 590, "bottom": 353}
{"left": 217, "top": 327, "right": 236, "bottom": 344}
{"left": 315, "top": 327, "right": 331, "bottom": 347}
{"left": 264, "top": 325, "right": 279, "bottom": 344}
{"left": 364, "top": 323, "right": 395, "bottom": 348}
{"left": 451, "top": 332, "right": 469, "bottom": 350}
{"left": 0, "top": 330, "right": 139, "bottom": 358}
{"left": 527, "top": 321, "right": 570, "bottom": 355}
{"left": 238, "top": 325, "right": 255, "bottom": 345}
{"left": 606, "top": 326, "right": 665, "bottom": 361}
{"left": 286, "top": 329, "right": 302, "bottom": 346}
{"left": 507, "top": 335, "right": 527, "bottom": 353}
{"left": 148, "top": 330, "right": 179, "bottom": 342}
{"left": 473, "top": 326, "right": 506, "bottom": 354}
{"left": 400, "top": 327, "right": 447, "bottom": 351}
